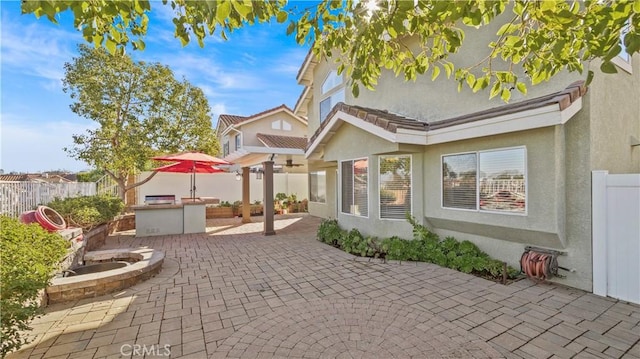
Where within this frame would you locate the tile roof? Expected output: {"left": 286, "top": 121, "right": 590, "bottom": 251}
{"left": 257, "top": 134, "right": 308, "bottom": 150}
{"left": 429, "top": 81, "right": 587, "bottom": 130}
{"left": 0, "top": 174, "right": 75, "bottom": 182}
{"left": 218, "top": 104, "right": 299, "bottom": 129}
{"left": 0, "top": 174, "right": 30, "bottom": 181}
{"left": 307, "top": 103, "right": 428, "bottom": 149}
{"left": 218, "top": 114, "right": 248, "bottom": 128}
{"left": 306, "top": 81, "right": 587, "bottom": 151}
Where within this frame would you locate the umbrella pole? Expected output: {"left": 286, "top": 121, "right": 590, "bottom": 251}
{"left": 192, "top": 162, "right": 196, "bottom": 200}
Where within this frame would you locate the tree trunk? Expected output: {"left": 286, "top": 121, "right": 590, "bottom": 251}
{"left": 105, "top": 169, "right": 160, "bottom": 205}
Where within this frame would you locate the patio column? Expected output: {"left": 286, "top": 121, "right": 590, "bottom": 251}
{"left": 263, "top": 161, "right": 275, "bottom": 236}
{"left": 242, "top": 167, "right": 251, "bottom": 223}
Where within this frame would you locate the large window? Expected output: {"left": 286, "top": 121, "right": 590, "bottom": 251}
{"left": 320, "top": 70, "right": 345, "bottom": 123}
{"left": 322, "top": 70, "right": 342, "bottom": 93}
{"left": 319, "top": 88, "right": 345, "bottom": 123}
{"left": 442, "top": 147, "right": 526, "bottom": 214}
{"left": 341, "top": 158, "right": 368, "bottom": 216}
{"left": 613, "top": 22, "right": 632, "bottom": 73}
{"left": 379, "top": 155, "right": 412, "bottom": 219}
{"left": 309, "top": 171, "right": 326, "bottom": 203}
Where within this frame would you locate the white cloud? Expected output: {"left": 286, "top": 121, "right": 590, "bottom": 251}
{"left": 0, "top": 113, "right": 96, "bottom": 173}
{"left": 210, "top": 103, "right": 228, "bottom": 118}
{"left": 271, "top": 47, "right": 309, "bottom": 75}
{"left": 0, "top": 13, "right": 78, "bottom": 85}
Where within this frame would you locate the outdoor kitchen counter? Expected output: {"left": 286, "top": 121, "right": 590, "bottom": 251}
{"left": 132, "top": 201, "right": 206, "bottom": 237}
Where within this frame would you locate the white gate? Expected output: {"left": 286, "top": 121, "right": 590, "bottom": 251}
{"left": 592, "top": 171, "right": 640, "bottom": 304}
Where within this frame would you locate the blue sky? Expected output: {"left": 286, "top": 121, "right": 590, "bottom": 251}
{"left": 0, "top": 1, "right": 311, "bottom": 173}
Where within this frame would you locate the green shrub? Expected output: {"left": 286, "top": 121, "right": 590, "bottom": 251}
{"left": 0, "top": 216, "right": 69, "bottom": 356}
{"left": 317, "top": 219, "right": 343, "bottom": 246}
{"left": 48, "top": 195, "right": 124, "bottom": 231}
{"left": 315, "top": 215, "right": 520, "bottom": 281}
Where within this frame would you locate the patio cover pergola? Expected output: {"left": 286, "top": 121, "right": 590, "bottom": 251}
{"left": 223, "top": 138, "right": 307, "bottom": 235}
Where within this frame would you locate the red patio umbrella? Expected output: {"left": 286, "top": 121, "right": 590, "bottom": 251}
{"left": 152, "top": 151, "right": 229, "bottom": 165}
{"left": 154, "top": 161, "right": 224, "bottom": 174}
{"left": 152, "top": 152, "right": 230, "bottom": 199}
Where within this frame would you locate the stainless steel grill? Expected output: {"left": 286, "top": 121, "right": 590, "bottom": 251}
{"left": 144, "top": 195, "right": 176, "bottom": 205}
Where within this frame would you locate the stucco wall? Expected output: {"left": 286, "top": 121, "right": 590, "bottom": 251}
{"left": 323, "top": 123, "right": 401, "bottom": 161}
{"left": 314, "top": 125, "right": 424, "bottom": 239}
{"left": 421, "top": 118, "right": 594, "bottom": 291}
{"left": 562, "top": 98, "right": 593, "bottom": 291}
{"left": 423, "top": 127, "right": 564, "bottom": 247}
{"left": 304, "top": 13, "right": 584, "bottom": 137}
{"left": 238, "top": 112, "right": 307, "bottom": 148}
{"left": 588, "top": 57, "right": 640, "bottom": 174}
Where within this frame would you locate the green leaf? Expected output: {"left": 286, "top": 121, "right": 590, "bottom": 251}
{"left": 472, "top": 76, "right": 489, "bottom": 92}
{"left": 466, "top": 73, "right": 476, "bottom": 89}
{"left": 586, "top": 70, "right": 595, "bottom": 85}
{"left": 443, "top": 62, "right": 453, "bottom": 78}
{"left": 516, "top": 82, "right": 527, "bottom": 95}
{"left": 352, "top": 82, "right": 359, "bottom": 97}
{"left": 216, "top": 1, "right": 231, "bottom": 24}
{"left": 600, "top": 61, "right": 618, "bottom": 74}
{"left": 387, "top": 26, "right": 397, "bottom": 39}
{"left": 232, "top": 1, "right": 252, "bottom": 19}
{"left": 431, "top": 66, "right": 440, "bottom": 81}
{"left": 276, "top": 10, "right": 287, "bottom": 23}
{"left": 500, "top": 88, "right": 511, "bottom": 102}
{"left": 634, "top": 0, "right": 640, "bottom": 13}
{"left": 286, "top": 21, "right": 296, "bottom": 36}
{"left": 133, "top": 39, "right": 146, "bottom": 50}
{"left": 106, "top": 39, "right": 117, "bottom": 55}
{"left": 489, "top": 81, "right": 501, "bottom": 99}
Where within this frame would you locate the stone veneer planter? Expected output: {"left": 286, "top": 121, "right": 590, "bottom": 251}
{"left": 84, "top": 224, "right": 109, "bottom": 251}
{"left": 108, "top": 213, "right": 135, "bottom": 234}
{"left": 46, "top": 248, "right": 164, "bottom": 304}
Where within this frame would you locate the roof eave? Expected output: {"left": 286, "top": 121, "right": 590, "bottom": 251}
{"left": 306, "top": 94, "right": 584, "bottom": 158}
{"left": 425, "top": 99, "right": 582, "bottom": 145}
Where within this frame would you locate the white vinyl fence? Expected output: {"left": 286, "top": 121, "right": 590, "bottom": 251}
{"left": 0, "top": 181, "right": 96, "bottom": 218}
{"left": 592, "top": 171, "right": 640, "bottom": 304}
{"left": 96, "top": 174, "right": 119, "bottom": 197}
{"left": 137, "top": 172, "right": 308, "bottom": 204}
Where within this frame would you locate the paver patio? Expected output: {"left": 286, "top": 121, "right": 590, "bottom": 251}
{"left": 8, "top": 214, "right": 640, "bottom": 358}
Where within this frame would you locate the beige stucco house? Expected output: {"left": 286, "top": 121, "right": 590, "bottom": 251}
{"left": 216, "top": 104, "right": 309, "bottom": 173}
{"left": 296, "top": 25, "right": 640, "bottom": 291}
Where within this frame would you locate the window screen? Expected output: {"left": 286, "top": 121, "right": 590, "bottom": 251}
{"left": 379, "top": 155, "right": 411, "bottom": 219}
{"left": 442, "top": 153, "right": 477, "bottom": 210}
{"left": 479, "top": 148, "right": 526, "bottom": 213}
{"left": 341, "top": 159, "right": 368, "bottom": 216}
{"left": 442, "top": 147, "right": 526, "bottom": 213}
{"left": 309, "top": 171, "right": 326, "bottom": 203}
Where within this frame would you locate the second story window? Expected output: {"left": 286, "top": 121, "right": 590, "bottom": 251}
{"left": 223, "top": 142, "right": 229, "bottom": 157}
{"left": 235, "top": 134, "right": 241, "bottom": 151}
{"left": 320, "top": 70, "right": 345, "bottom": 123}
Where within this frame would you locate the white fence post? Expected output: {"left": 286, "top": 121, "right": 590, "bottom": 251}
{"left": 591, "top": 170, "right": 608, "bottom": 297}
